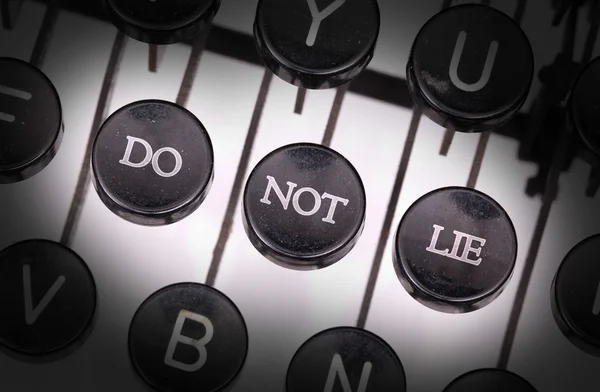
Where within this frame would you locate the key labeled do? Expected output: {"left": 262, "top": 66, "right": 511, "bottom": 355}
{"left": 128, "top": 283, "right": 248, "bottom": 392}
{"left": 406, "top": 4, "right": 534, "bottom": 132}
{"left": 242, "top": 143, "right": 366, "bottom": 271}
{"left": 254, "top": 0, "right": 380, "bottom": 89}
{"left": 92, "top": 100, "right": 214, "bottom": 226}
{"left": 551, "top": 234, "right": 600, "bottom": 358}
{"left": 0, "top": 240, "right": 97, "bottom": 362}
{"left": 393, "top": 187, "right": 517, "bottom": 313}
{"left": 286, "top": 327, "right": 406, "bottom": 392}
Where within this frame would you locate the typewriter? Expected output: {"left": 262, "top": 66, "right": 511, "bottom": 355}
{"left": 1, "top": 0, "right": 600, "bottom": 390}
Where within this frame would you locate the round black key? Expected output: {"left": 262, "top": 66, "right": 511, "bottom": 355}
{"left": 91, "top": 100, "right": 214, "bottom": 226}
{"left": 254, "top": 0, "right": 380, "bottom": 89}
{"left": 407, "top": 4, "right": 534, "bottom": 133}
{"left": 104, "top": 0, "right": 221, "bottom": 45}
{"left": 443, "top": 369, "right": 537, "bottom": 391}
{"left": 568, "top": 56, "right": 600, "bottom": 158}
{"left": 551, "top": 234, "right": 600, "bottom": 357}
{"left": 0, "top": 57, "right": 63, "bottom": 184}
{"left": 242, "top": 143, "right": 366, "bottom": 270}
{"left": 0, "top": 240, "right": 97, "bottom": 362}
{"left": 393, "top": 187, "right": 517, "bottom": 313}
{"left": 286, "top": 327, "right": 406, "bottom": 392}
{"left": 128, "top": 282, "right": 248, "bottom": 392}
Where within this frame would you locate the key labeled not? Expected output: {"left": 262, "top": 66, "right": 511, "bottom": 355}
{"left": 91, "top": 100, "right": 214, "bottom": 226}
{"left": 406, "top": 4, "right": 534, "bottom": 133}
{"left": 0, "top": 240, "right": 96, "bottom": 362}
{"left": 551, "top": 234, "right": 600, "bottom": 358}
{"left": 443, "top": 369, "right": 537, "bottom": 391}
{"left": 242, "top": 143, "right": 366, "bottom": 270}
{"left": 128, "top": 282, "right": 248, "bottom": 392}
{"left": 0, "top": 57, "right": 63, "bottom": 183}
{"left": 286, "top": 327, "right": 406, "bottom": 392}
{"left": 104, "top": 0, "right": 221, "bottom": 44}
{"left": 568, "top": 56, "right": 600, "bottom": 159}
{"left": 253, "top": 0, "right": 380, "bottom": 89}
{"left": 393, "top": 187, "right": 517, "bottom": 313}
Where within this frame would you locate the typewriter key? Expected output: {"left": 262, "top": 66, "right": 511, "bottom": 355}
{"left": 407, "top": 4, "right": 534, "bottom": 133}
{"left": 0, "top": 57, "right": 63, "bottom": 184}
{"left": 393, "top": 187, "right": 517, "bottom": 313}
{"left": 254, "top": 0, "right": 380, "bottom": 89}
{"left": 551, "top": 234, "right": 600, "bottom": 358}
{"left": 443, "top": 369, "right": 537, "bottom": 391}
{"left": 242, "top": 143, "right": 366, "bottom": 270}
{"left": 128, "top": 282, "right": 248, "bottom": 392}
{"left": 286, "top": 327, "right": 406, "bottom": 392}
{"left": 104, "top": 0, "right": 221, "bottom": 45}
{"left": 0, "top": 240, "right": 96, "bottom": 362}
{"left": 91, "top": 100, "right": 214, "bottom": 226}
{"left": 568, "top": 56, "right": 600, "bottom": 158}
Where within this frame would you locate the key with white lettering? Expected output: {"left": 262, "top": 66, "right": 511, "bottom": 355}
{"left": 0, "top": 240, "right": 96, "bottom": 362}
{"left": 91, "top": 99, "right": 214, "bottom": 226}
{"left": 407, "top": 4, "right": 534, "bottom": 133}
{"left": 253, "top": 0, "right": 380, "bottom": 89}
{"left": 128, "top": 282, "right": 248, "bottom": 392}
{"left": 286, "top": 327, "right": 406, "bottom": 392}
{"left": 242, "top": 142, "right": 366, "bottom": 270}
{"left": 0, "top": 57, "right": 63, "bottom": 183}
{"left": 393, "top": 186, "right": 517, "bottom": 313}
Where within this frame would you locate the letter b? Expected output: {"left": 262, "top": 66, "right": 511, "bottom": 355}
{"left": 164, "top": 310, "right": 214, "bottom": 372}
{"left": 119, "top": 135, "right": 183, "bottom": 178}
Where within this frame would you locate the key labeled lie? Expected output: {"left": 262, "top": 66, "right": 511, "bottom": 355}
{"left": 242, "top": 143, "right": 366, "bottom": 270}
{"left": 253, "top": 0, "right": 380, "bottom": 89}
{"left": 551, "top": 234, "right": 600, "bottom": 358}
{"left": 286, "top": 327, "right": 406, "bottom": 392}
{"left": 128, "top": 282, "right": 248, "bottom": 392}
{"left": 91, "top": 100, "right": 214, "bottom": 226}
{"left": 0, "top": 57, "right": 63, "bottom": 184}
{"left": 0, "top": 240, "right": 97, "bottom": 362}
{"left": 393, "top": 187, "right": 517, "bottom": 313}
{"left": 406, "top": 4, "right": 534, "bottom": 133}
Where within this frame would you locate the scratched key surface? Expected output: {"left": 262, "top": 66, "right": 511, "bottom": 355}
{"left": 1, "top": 0, "right": 600, "bottom": 391}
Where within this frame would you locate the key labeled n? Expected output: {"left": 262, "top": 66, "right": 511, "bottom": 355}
{"left": 22, "top": 264, "right": 66, "bottom": 325}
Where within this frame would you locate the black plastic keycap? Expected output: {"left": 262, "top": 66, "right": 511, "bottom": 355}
{"left": 242, "top": 143, "right": 366, "bottom": 270}
{"left": 551, "top": 234, "right": 600, "bottom": 357}
{"left": 407, "top": 4, "right": 534, "bottom": 133}
{"left": 568, "top": 56, "right": 600, "bottom": 158}
{"left": 443, "top": 369, "right": 537, "bottom": 391}
{"left": 128, "top": 282, "right": 248, "bottom": 392}
{"left": 254, "top": 0, "right": 380, "bottom": 89}
{"left": 0, "top": 57, "right": 63, "bottom": 184}
{"left": 0, "top": 240, "right": 97, "bottom": 362}
{"left": 393, "top": 187, "right": 517, "bottom": 313}
{"left": 104, "top": 0, "right": 221, "bottom": 45}
{"left": 286, "top": 327, "right": 406, "bottom": 392}
{"left": 92, "top": 100, "right": 214, "bottom": 226}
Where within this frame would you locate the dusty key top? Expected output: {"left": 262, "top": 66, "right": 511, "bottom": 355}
{"left": 393, "top": 186, "right": 518, "bottom": 313}
{"left": 443, "top": 369, "right": 538, "bottom": 391}
{"left": 407, "top": 4, "right": 534, "bottom": 133}
{"left": 128, "top": 282, "right": 248, "bottom": 392}
{"left": 568, "top": 56, "right": 600, "bottom": 158}
{"left": 253, "top": 0, "right": 380, "bottom": 89}
{"left": 242, "top": 142, "right": 366, "bottom": 270}
{"left": 551, "top": 234, "right": 600, "bottom": 358}
{"left": 91, "top": 99, "right": 214, "bottom": 226}
{"left": 0, "top": 240, "right": 97, "bottom": 362}
{"left": 286, "top": 327, "right": 406, "bottom": 392}
{"left": 103, "top": 0, "right": 221, "bottom": 44}
{"left": 0, "top": 57, "right": 63, "bottom": 184}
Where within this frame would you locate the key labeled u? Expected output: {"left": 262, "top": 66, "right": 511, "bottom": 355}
{"left": 449, "top": 31, "right": 499, "bottom": 92}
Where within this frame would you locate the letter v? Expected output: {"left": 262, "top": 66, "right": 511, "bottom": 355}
{"left": 23, "top": 264, "right": 66, "bottom": 325}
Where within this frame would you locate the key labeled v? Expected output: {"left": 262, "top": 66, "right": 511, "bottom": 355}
{"left": 22, "top": 264, "right": 66, "bottom": 325}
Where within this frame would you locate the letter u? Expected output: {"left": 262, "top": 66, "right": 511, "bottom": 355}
{"left": 449, "top": 31, "right": 499, "bottom": 92}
